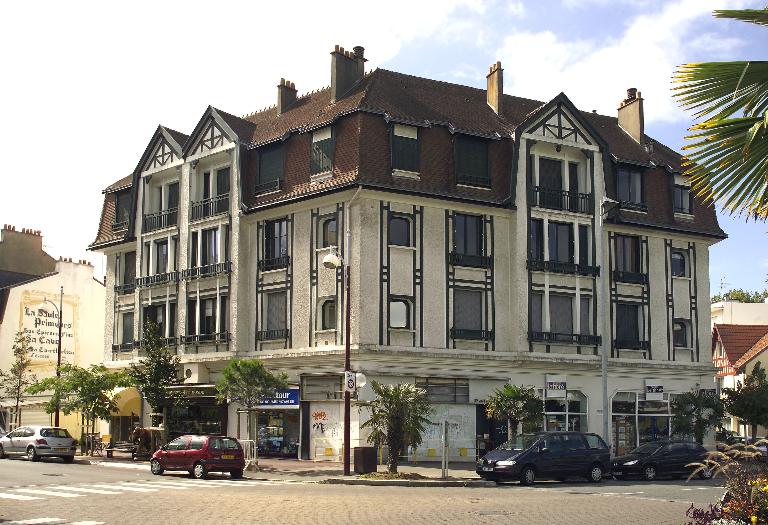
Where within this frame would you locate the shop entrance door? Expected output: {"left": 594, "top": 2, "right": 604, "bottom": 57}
{"left": 257, "top": 410, "right": 299, "bottom": 458}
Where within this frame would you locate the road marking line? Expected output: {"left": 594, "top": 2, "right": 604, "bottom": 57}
{"left": 6, "top": 519, "right": 66, "bottom": 524}
{"left": 48, "top": 485, "right": 122, "bottom": 495}
{"left": 69, "top": 522, "right": 106, "bottom": 525}
{"left": 13, "top": 488, "right": 83, "bottom": 498}
{"left": 0, "top": 492, "right": 43, "bottom": 501}
{"left": 112, "top": 482, "right": 170, "bottom": 490}
{"left": 139, "top": 481, "right": 191, "bottom": 489}
{"left": 180, "top": 480, "right": 244, "bottom": 487}
{"left": 90, "top": 483, "right": 157, "bottom": 493}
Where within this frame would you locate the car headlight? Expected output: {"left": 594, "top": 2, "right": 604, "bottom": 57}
{"left": 623, "top": 460, "right": 638, "bottom": 466}
{"left": 496, "top": 460, "right": 517, "bottom": 466}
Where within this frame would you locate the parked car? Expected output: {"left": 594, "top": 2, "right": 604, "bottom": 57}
{"left": 612, "top": 441, "right": 712, "bottom": 481}
{"left": 745, "top": 437, "right": 768, "bottom": 460}
{"left": 0, "top": 426, "right": 77, "bottom": 462}
{"left": 716, "top": 430, "right": 746, "bottom": 450}
{"left": 150, "top": 435, "right": 245, "bottom": 479}
{"left": 476, "top": 431, "right": 611, "bottom": 485}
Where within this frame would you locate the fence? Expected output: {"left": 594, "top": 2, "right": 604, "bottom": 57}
{"left": 240, "top": 439, "right": 258, "bottom": 470}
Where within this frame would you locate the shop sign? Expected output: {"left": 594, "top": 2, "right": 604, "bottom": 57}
{"left": 545, "top": 375, "right": 567, "bottom": 399}
{"left": 645, "top": 381, "right": 664, "bottom": 401}
{"left": 256, "top": 387, "right": 300, "bottom": 409}
{"left": 175, "top": 386, "right": 217, "bottom": 398}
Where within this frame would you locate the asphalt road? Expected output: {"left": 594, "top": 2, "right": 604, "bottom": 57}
{"left": 0, "top": 457, "right": 727, "bottom": 525}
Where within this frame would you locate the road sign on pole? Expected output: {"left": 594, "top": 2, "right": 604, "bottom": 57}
{"left": 344, "top": 371, "right": 356, "bottom": 393}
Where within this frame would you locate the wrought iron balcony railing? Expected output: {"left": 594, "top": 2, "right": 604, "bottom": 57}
{"left": 529, "top": 186, "right": 593, "bottom": 214}
{"left": 527, "top": 259, "right": 600, "bottom": 277}
{"left": 529, "top": 331, "right": 602, "bottom": 346}
{"left": 258, "top": 256, "right": 290, "bottom": 272}
{"left": 613, "top": 270, "right": 648, "bottom": 284}
{"left": 181, "top": 331, "right": 231, "bottom": 345}
{"left": 136, "top": 271, "right": 179, "bottom": 287}
{"left": 190, "top": 194, "right": 229, "bottom": 221}
{"left": 181, "top": 262, "right": 231, "bottom": 280}
{"left": 114, "top": 282, "right": 136, "bottom": 295}
{"left": 450, "top": 328, "right": 493, "bottom": 341}
{"left": 254, "top": 179, "right": 282, "bottom": 196}
{"left": 143, "top": 208, "right": 178, "bottom": 232}
{"left": 111, "top": 220, "right": 129, "bottom": 232}
{"left": 111, "top": 342, "right": 136, "bottom": 352}
{"left": 448, "top": 251, "right": 492, "bottom": 269}
{"left": 256, "top": 329, "right": 290, "bottom": 341}
{"left": 614, "top": 339, "right": 649, "bottom": 350}
{"left": 618, "top": 200, "right": 648, "bottom": 212}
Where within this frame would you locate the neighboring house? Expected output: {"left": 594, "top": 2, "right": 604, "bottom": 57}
{"left": 0, "top": 225, "right": 105, "bottom": 438}
{"left": 712, "top": 300, "right": 768, "bottom": 327}
{"left": 712, "top": 323, "right": 768, "bottom": 435}
{"left": 90, "top": 45, "right": 725, "bottom": 460}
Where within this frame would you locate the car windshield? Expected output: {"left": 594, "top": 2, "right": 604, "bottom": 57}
{"left": 631, "top": 442, "right": 664, "bottom": 455}
{"left": 498, "top": 435, "right": 540, "bottom": 451}
{"left": 40, "top": 428, "right": 71, "bottom": 438}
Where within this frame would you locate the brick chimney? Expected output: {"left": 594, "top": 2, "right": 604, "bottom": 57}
{"left": 277, "top": 78, "right": 297, "bottom": 115}
{"left": 330, "top": 45, "right": 366, "bottom": 103}
{"left": 618, "top": 87, "right": 644, "bottom": 143}
{"left": 486, "top": 61, "right": 503, "bottom": 115}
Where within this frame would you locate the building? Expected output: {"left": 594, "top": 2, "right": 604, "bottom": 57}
{"left": 0, "top": 225, "right": 105, "bottom": 436}
{"left": 712, "top": 300, "right": 768, "bottom": 327}
{"left": 90, "top": 46, "right": 725, "bottom": 459}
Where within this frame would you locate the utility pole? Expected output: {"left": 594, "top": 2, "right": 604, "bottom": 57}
{"left": 55, "top": 286, "right": 63, "bottom": 427}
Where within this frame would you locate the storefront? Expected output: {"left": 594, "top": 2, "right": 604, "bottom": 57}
{"left": 255, "top": 387, "right": 300, "bottom": 458}
{"left": 611, "top": 386, "right": 675, "bottom": 456}
{"left": 166, "top": 385, "right": 227, "bottom": 438}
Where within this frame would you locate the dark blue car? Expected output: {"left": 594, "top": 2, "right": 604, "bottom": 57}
{"left": 476, "top": 431, "right": 611, "bottom": 485}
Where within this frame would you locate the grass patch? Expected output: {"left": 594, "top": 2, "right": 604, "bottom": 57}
{"left": 358, "top": 472, "right": 428, "bottom": 480}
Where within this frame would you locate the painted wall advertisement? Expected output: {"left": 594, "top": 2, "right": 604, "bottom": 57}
{"left": 17, "top": 291, "right": 79, "bottom": 367}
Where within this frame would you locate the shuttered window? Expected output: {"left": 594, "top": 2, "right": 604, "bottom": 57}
{"left": 578, "top": 225, "right": 589, "bottom": 266}
{"left": 549, "top": 295, "right": 573, "bottom": 334}
{"left": 311, "top": 127, "right": 333, "bottom": 175}
{"left": 455, "top": 135, "right": 489, "bottom": 186}
{"left": 121, "top": 312, "right": 134, "bottom": 344}
{"left": 617, "top": 168, "right": 642, "bottom": 204}
{"left": 265, "top": 219, "right": 288, "bottom": 259}
{"left": 392, "top": 124, "right": 419, "bottom": 172}
{"left": 548, "top": 222, "right": 573, "bottom": 263}
{"left": 415, "top": 378, "right": 469, "bottom": 403}
{"left": 259, "top": 143, "right": 284, "bottom": 184}
{"left": 531, "top": 293, "right": 543, "bottom": 332}
{"left": 615, "top": 235, "right": 640, "bottom": 272}
{"left": 453, "top": 213, "right": 483, "bottom": 256}
{"left": 267, "top": 291, "right": 287, "bottom": 331}
{"left": 529, "top": 219, "right": 544, "bottom": 261}
{"left": 616, "top": 303, "right": 640, "bottom": 341}
{"left": 453, "top": 289, "right": 482, "bottom": 330}
{"left": 580, "top": 297, "right": 591, "bottom": 335}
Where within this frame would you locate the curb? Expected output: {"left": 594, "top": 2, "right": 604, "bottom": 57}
{"left": 321, "top": 478, "right": 495, "bottom": 487}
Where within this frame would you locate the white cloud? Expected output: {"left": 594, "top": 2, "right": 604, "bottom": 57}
{"left": 496, "top": 0, "right": 748, "bottom": 124}
{"left": 507, "top": 1, "right": 526, "bottom": 16}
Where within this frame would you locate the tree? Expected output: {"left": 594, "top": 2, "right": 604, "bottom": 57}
{"left": 712, "top": 288, "right": 768, "bottom": 303}
{"left": 723, "top": 362, "right": 768, "bottom": 439}
{"left": 127, "top": 321, "right": 183, "bottom": 439}
{"left": 27, "top": 364, "right": 131, "bottom": 455}
{"left": 215, "top": 359, "right": 288, "bottom": 443}
{"left": 485, "top": 384, "right": 544, "bottom": 440}
{"left": 360, "top": 381, "right": 432, "bottom": 474}
{"left": 671, "top": 388, "right": 725, "bottom": 444}
{"left": 0, "top": 332, "right": 36, "bottom": 429}
{"left": 672, "top": 8, "right": 768, "bottom": 219}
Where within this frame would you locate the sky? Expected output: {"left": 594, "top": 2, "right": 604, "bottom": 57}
{"left": 1, "top": 0, "right": 766, "bottom": 293}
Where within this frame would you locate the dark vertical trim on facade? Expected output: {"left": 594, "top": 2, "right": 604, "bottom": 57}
{"left": 411, "top": 204, "right": 417, "bottom": 347}
{"left": 690, "top": 241, "right": 700, "bottom": 362}
{"left": 665, "top": 239, "right": 673, "bottom": 361}
{"left": 337, "top": 202, "right": 344, "bottom": 347}
{"left": 525, "top": 140, "right": 535, "bottom": 353}
{"left": 309, "top": 208, "right": 318, "bottom": 348}
{"left": 418, "top": 205, "right": 425, "bottom": 347}
{"left": 288, "top": 213, "right": 294, "bottom": 349}
{"left": 608, "top": 231, "right": 615, "bottom": 358}
{"left": 643, "top": 236, "right": 652, "bottom": 360}
{"left": 445, "top": 209, "right": 451, "bottom": 349}
{"left": 488, "top": 215, "right": 495, "bottom": 352}
{"left": 379, "top": 202, "right": 386, "bottom": 346}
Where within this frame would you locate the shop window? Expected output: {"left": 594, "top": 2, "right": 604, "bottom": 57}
{"left": 671, "top": 250, "right": 687, "bottom": 277}
{"left": 321, "top": 217, "right": 337, "bottom": 248}
{"left": 415, "top": 378, "right": 469, "bottom": 403}
{"left": 392, "top": 124, "right": 419, "bottom": 173}
{"left": 455, "top": 135, "right": 489, "bottom": 187}
{"left": 673, "top": 320, "right": 689, "bottom": 348}
{"left": 453, "top": 289, "right": 482, "bottom": 331}
{"left": 543, "top": 390, "right": 587, "bottom": 432}
{"left": 265, "top": 219, "right": 288, "bottom": 260}
{"left": 548, "top": 222, "right": 573, "bottom": 263}
{"left": 310, "top": 127, "right": 333, "bottom": 175}
{"left": 321, "top": 299, "right": 336, "bottom": 330}
{"left": 389, "top": 298, "right": 411, "bottom": 329}
{"left": 452, "top": 213, "right": 483, "bottom": 257}
{"left": 301, "top": 376, "right": 342, "bottom": 401}
{"left": 388, "top": 215, "right": 411, "bottom": 247}
{"left": 549, "top": 295, "right": 573, "bottom": 334}
{"left": 529, "top": 219, "right": 544, "bottom": 261}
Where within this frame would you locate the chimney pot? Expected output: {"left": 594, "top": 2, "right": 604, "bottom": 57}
{"left": 353, "top": 46, "right": 365, "bottom": 59}
{"left": 277, "top": 77, "right": 298, "bottom": 115}
{"left": 627, "top": 87, "right": 637, "bottom": 100}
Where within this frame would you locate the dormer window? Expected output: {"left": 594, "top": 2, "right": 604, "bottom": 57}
{"left": 673, "top": 185, "right": 692, "bottom": 214}
{"left": 455, "top": 135, "right": 489, "bottom": 187}
{"left": 616, "top": 167, "right": 644, "bottom": 209}
{"left": 257, "top": 142, "right": 284, "bottom": 194}
{"left": 311, "top": 127, "right": 333, "bottom": 175}
{"left": 392, "top": 124, "right": 419, "bottom": 173}
{"left": 113, "top": 190, "right": 131, "bottom": 230}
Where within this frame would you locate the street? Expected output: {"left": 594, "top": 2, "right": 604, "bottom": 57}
{"left": 0, "top": 458, "right": 725, "bottom": 525}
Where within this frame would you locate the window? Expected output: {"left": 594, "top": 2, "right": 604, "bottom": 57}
{"left": 265, "top": 219, "right": 288, "bottom": 260}
{"left": 415, "top": 378, "right": 469, "bottom": 403}
{"left": 453, "top": 213, "right": 483, "bottom": 256}
{"left": 321, "top": 299, "right": 336, "bottom": 330}
{"left": 155, "top": 240, "right": 168, "bottom": 274}
{"left": 548, "top": 222, "right": 573, "bottom": 263}
{"left": 166, "top": 437, "right": 188, "bottom": 451}
{"left": 266, "top": 291, "right": 287, "bottom": 331}
{"left": 259, "top": 142, "right": 284, "bottom": 185}
{"left": 115, "top": 190, "right": 131, "bottom": 225}
{"left": 190, "top": 232, "right": 198, "bottom": 268}
{"left": 674, "top": 185, "right": 691, "bottom": 214}
{"left": 549, "top": 295, "right": 573, "bottom": 334}
{"left": 616, "top": 303, "right": 641, "bottom": 342}
{"left": 616, "top": 167, "right": 643, "bottom": 205}
{"left": 388, "top": 215, "right": 411, "bottom": 247}
{"left": 389, "top": 298, "right": 411, "bottom": 329}
{"left": 219, "top": 295, "right": 228, "bottom": 333}
{"left": 188, "top": 437, "right": 205, "bottom": 450}
{"left": 578, "top": 225, "right": 589, "bottom": 267}
{"left": 539, "top": 158, "right": 563, "bottom": 190}
{"left": 123, "top": 251, "right": 136, "bottom": 285}
{"left": 455, "top": 135, "right": 489, "bottom": 186}
{"left": 671, "top": 250, "right": 687, "bottom": 277}
{"left": 580, "top": 297, "right": 591, "bottom": 335}
{"left": 216, "top": 167, "right": 230, "bottom": 197}
{"left": 311, "top": 127, "right": 333, "bottom": 175}
{"left": 531, "top": 293, "right": 543, "bottom": 332}
{"left": 529, "top": 219, "right": 544, "bottom": 261}
{"left": 121, "top": 312, "right": 134, "bottom": 344}
{"left": 392, "top": 124, "right": 419, "bottom": 172}
{"left": 187, "top": 299, "right": 196, "bottom": 335}
{"left": 200, "top": 298, "right": 215, "bottom": 335}
{"left": 673, "top": 320, "right": 688, "bottom": 348}
{"left": 167, "top": 182, "right": 179, "bottom": 210}
{"left": 453, "top": 289, "right": 482, "bottom": 331}
{"left": 202, "top": 171, "right": 211, "bottom": 200}
{"left": 585, "top": 434, "right": 607, "bottom": 450}
{"left": 143, "top": 304, "right": 166, "bottom": 337}
{"left": 321, "top": 217, "right": 337, "bottom": 248}
{"left": 568, "top": 162, "right": 579, "bottom": 194}
{"left": 301, "top": 376, "right": 342, "bottom": 401}
{"left": 201, "top": 228, "right": 217, "bottom": 266}
{"left": 542, "top": 391, "right": 588, "bottom": 432}
{"left": 615, "top": 235, "right": 640, "bottom": 273}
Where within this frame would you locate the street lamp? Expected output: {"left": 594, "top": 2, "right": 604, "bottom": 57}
{"left": 42, "top": 286, "right": 64, "bottom": 427}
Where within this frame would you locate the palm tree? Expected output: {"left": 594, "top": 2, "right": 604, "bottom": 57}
{"left": 360, "top": 381, "right": 432, "bottom": 474}
{"left": 670, "top": 388, "right": 725, "bottom": 444}
{"left": 672, "top": 8, "right": 768, "bottom": 219}
{"left": 485, "top": 384, "right": 543, "bottom": 441}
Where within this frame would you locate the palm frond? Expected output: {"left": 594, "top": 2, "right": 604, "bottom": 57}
{"left": 714, "top": 8, "right": 768, "bottom": 27}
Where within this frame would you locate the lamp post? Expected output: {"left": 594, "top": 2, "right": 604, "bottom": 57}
{"left": 43, "top": 286, "right": 64, "bottom": 427}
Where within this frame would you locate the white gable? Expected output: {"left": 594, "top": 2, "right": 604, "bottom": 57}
{"left": 528, "top": 106, "right": 593, "bottom": 146}
{"left": 144, "top": 139, "right": 177, "bottom": 172}
{"left": 192, "top": 120, "right": 229, "bottom": 155}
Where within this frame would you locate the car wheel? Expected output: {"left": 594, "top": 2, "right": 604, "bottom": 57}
{"left": 642, "top": 465, "right": 657, "bottom": 481}
{"left": 0, "top": 445, "right": 6, "bottom": 459}
{"left": 230, "top": 469, "right": 244, "bottom": 479}
{"left": 520, "top": 466, "right": 536, "bottom": 486}
{"left": 193, "top": 462, "right": 207, "bottom": 480}
{"left": 699, "top": 467, "right": 713, "bottom": 480}
{"left": 27, "top": 446, "right": 40, "bottom": 462}
{"left": 62, "top": 456, "right": 74, "bottom": 464}
{"left": 587, "top": 463, "right": 604, "bottom": 483}
{"left": 150, "top": 459, "right": 164, "bottom": 475}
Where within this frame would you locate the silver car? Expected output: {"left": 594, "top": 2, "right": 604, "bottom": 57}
{"left": 0, "top": 426, "right": 77, "bottom": 462}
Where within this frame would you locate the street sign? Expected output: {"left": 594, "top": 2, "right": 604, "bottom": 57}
{"left": 344, "top": 371, "right": 356, "bottom": 392}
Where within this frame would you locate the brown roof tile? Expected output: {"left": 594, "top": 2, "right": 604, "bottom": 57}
{"left": 714, "top": 324, "right": 768, "bottom": 365}
{"left": 734, "top": 331, "right": 768, "bottom": 369}
{"left": 90, "top": 175, "right": 132, "bottom": 249}
{"left": 103, "top": 174, "right": 133, "bottom": 194}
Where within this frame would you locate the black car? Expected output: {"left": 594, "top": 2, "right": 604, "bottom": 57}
{"left": 476, "top": 431, "right": 611, "bottom": 485}
{"left": 611, "top": 441, "right": 712, "bottom": 481}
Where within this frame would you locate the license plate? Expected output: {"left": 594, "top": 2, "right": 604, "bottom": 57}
{"left": 54, "top": 448, "right": 68, "bottom": 452}
{"left": 221, "top": 454, "right": 234, "bottom": 460}
{"left": 482, "top": 467, "right": 494, "bottom": 472}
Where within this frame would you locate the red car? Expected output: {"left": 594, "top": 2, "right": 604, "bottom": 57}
{"left": 150, "top": 435, "right": 245, "bottom": 479}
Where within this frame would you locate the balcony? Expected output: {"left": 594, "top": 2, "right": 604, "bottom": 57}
{"left": 114, "top": 282, "right": 136, "bottom": 295}
{"left": 449, "top": 251, "right": 492, "bottom": 269}
{"left": 529, "top": 186, "right": 592, "bottom": 214}
{"left": 255, "top": 179, "right": 282, "bottom": 196}
{"left": 258, "top": 256, "right": 290, "bottom": 272}
{"left": 135, "top": 337, "right": 178, "bottom": 349}
{"left": 529, "top": 331, "right": 602, "bottom": 346}
{"left": 613, "top": 270, "right": 648, "bottom": 285}
{"left": 112, "top": 220, "right": 129, "bottom": 232}
{"left": 190, "top": 194, "right": 229, "bottom": 221}
{"left": 256, "top": 329, "right": 290, "bottom": 341}
{"left": 182, "top": 262, "right": 231, "bottom": 280}
{"left": 450, "top": 328, "right": 493, "bottom": 341}
{"left": 111, "top": 342, "right": 135, "bottom": 352}
{"left": 527, "top": 259, "right": 600, "bottom": 277}
{"left": 614, "top": 339, "right": 649, "bottom": 351}
{"left": 181, "top": 331, "right": 231, "bottom": 347}
{"left": 136, "top": 271, "right": 179, "bottom": 288}
{"left": 143, "top": 208, "right": 178, "bottom": 233}
{"left": 619, "top": 200, "right": 648, "bottom": 212}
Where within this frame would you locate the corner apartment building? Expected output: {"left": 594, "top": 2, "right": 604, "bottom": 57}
{"left": 90, "top": 45, "right": 725, "bottom": 458}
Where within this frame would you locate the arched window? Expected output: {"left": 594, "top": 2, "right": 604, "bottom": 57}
{"left": 673, "top": 321, "right": 688, "bottom": 348}
{"left": 388, "top": 215, "right": 411, "bottom": 247}
{"left": 671, "top": 251, "right": 687, "bottom": 277}
{"left": 321, "top": 299, "right": 336, "bottom": 330}
{"left": 321, "top": 218, "right": 337, "bottom": 248}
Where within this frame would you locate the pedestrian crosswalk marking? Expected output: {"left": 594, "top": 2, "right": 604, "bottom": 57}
{"left": 5, "top": 518, "right": 65, "bottom": 524}
{"left": 48, "top": 486, "right": 122, "bottom": 495}
{"left": 91, "top": 483, "right": 157, "bottom": 492}
{"left": 0, "top": 492, "right": 43, "bottom": 501}
{"left": 14, "top": 489, "right": 83, "bottom": 498}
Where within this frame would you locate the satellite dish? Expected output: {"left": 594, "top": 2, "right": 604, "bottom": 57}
{"left": 355, "top": 372, "right": 367, "bottom": 389}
